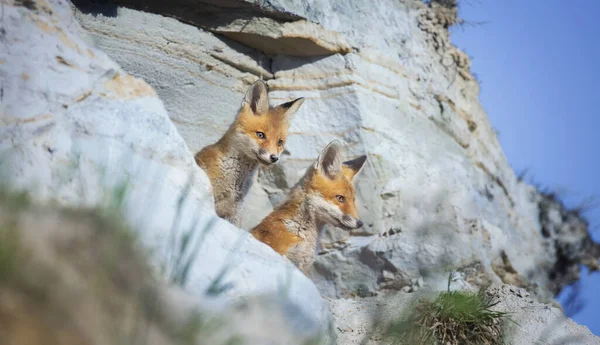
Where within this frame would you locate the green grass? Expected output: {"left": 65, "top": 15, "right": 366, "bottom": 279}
{"left": 0, "top": 188, "right": 31, "bottom": 282}
{"left": 0, "top": 187, "right": 31, "bottom": 211}
{"left": 0, "top": 225, "right": 21, "bottom": 283}
{"left": 385, "top": 284, "right": 508, "bottom": 345}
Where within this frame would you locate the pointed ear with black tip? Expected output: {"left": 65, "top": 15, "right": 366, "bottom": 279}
{"left": 315, "top": 140, "right": 343, "bottom": 180}
{"left": 242, "top": 80, "right": 269, "bottom": 115}
{"left": 276, "top": 97, "right": 305, "bottom": 119}
{"left": 343, "top": 155, "right": 367, "bottom": 181}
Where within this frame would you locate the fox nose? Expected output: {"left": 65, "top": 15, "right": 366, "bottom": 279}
{"left": 356, "top": 220, "right": 364, "bottom": 228}
{"left": 270, "top": 155, "right": 279, "bottom": 163}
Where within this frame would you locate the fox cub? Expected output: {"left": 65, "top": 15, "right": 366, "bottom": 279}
{"left": 251, "top": 140, "right": 367, "bottom": 273}
{"left": 195, "top": 80, "right": 304, "bottom": 225}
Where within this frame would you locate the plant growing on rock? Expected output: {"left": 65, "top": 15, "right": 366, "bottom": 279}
{"left": 384, "top": 282, "right": 508, "bottom": 345}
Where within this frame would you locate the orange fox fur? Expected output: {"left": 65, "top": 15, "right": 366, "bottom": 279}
{"left": 251, "top": 140, "right": 367, "bottom": 273}
{"left": 195, "top": 80, "right": 304, "bottom": 225}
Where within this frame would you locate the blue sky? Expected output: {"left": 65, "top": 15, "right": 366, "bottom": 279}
{"left": 450, "top": 0, "right": 600, "bottom": 335}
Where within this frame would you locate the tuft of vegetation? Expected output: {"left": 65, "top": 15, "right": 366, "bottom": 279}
{"left": 164, "top": 175, "right": 228, "bottom": 291}
{"left": 0, "top": 225, "right": 21, "bottom": 283}
{"left": 385, "top": 282, "right": 508, "bottom": 345}
{"left": 170, "top": 214, "right": 219, "bottom": 287}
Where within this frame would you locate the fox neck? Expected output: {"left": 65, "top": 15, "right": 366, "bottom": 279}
{"left": 283, "top": 189, "right": 325, "bottom": 240}
{"left": 217, "top": 127, "right": 258, "bottom": 166}
{"left": 211, "top": 128, "right": 259, "bottom": 206}
{"left": 221, "top": 147, "right": 258, "bottom": 195}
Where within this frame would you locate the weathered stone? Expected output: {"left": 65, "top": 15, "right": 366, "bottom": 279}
{"left": 328, "top": 285, "right": 600, "bottom": 345}
{"left": 70, "top": 0, "right": 600, "bottom": 304}
{"left": 537, "top": 192, "right": 600, "bottom": 294}
{"left": 4, "top": 0, "right": 599, "bottom": 341}
{"left": 489, "top": 284, "right": 600, "bottom": 345}
{"left": 0, "top": 193, "right": 329, "bottom": 344}
{"left": 210, "top": 18, "right": 352, "bottom": 56}
{"left": 72, "top": 0, "right": 351, "bottom": 56}
{"left": 0, "top": 0, "right": 329, "bottom": 332}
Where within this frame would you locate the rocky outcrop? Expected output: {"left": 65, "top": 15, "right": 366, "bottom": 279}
{"left": 73, "top": 0, "right": 352, "bottom": 56}
{"left": 328, "top": 284, "right": 600, "bottom": 345}
{"left": 3, "top": 0, "right": 599, "bottom": 343}
{"left": 537, "top": 192, "right": 600, "bottom": 294}
{"left": 0, "top": 0, "right": 329, "bottom": 334}
{"left": 71, "top": 0, "right": 599, "bottom": 303}
{"left": 0, "top": 192, "right": 327, "bottom": 344}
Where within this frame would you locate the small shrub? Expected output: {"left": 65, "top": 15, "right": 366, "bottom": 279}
{"left": 385, "top": 285, "right": 508, "bottom": 345}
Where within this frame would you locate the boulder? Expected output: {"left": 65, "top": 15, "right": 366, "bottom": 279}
{"left": 0, "top": 0, "right": 329, "bottom": 333}
{"left": 0, "top": 191, "right": 328, "bottom": 344}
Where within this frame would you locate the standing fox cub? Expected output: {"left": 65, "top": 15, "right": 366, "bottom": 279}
{"left": 195, "top": 80, "right": 304, "bottom": 225}
{"left": 251, "top": 140, "right": 367, "bottom": 273}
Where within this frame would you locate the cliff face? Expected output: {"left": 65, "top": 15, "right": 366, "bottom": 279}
{"left": 69, "top": 0, "right": 599, "bottom": 301}
{"left": 3, "top": 0, "right": 600, "bottom": 343}
{"left": 0, "top": 0, "right": 329, "bottom": 330}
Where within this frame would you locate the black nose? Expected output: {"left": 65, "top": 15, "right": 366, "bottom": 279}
{"left": 270, "top": 155, "right": 278, "bottom": 163}
{"left": 356, "top": 220, "right": 363, "bottom": 228}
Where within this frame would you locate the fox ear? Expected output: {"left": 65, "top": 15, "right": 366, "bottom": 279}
{"left": 243, "top": 80, "right": 269, "bottom": 115}
{"left": 343, "top": 155, "right": 367, "bottom": 181}
{"left": 277, "top": 97, "right": 304, "bottom": 119}
{"left": 315, "top": 140, "right": 343, "bottom": 179}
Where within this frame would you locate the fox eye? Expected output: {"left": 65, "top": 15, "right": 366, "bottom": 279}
{"left": 278, "top": 139, "right": 284, "bottom": 147}
{"left": 256, "top": 132, "right": 265, "bottom": 139}
{"left": 336, "top": 195, "right": 345, "bottom": 203}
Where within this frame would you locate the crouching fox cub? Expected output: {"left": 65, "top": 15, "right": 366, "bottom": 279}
{"left": 251, "top": 140, "right": 367, "bottom": 273}
{"left": 195, "top": 80, "right": 304, "bottom": 225}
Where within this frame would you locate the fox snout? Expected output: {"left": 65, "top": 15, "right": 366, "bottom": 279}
{"left": 341, "top": 215, "right": 363, "bottom": 230}
{"left": 258, "top": 148, "right": 279, "bottom": 165}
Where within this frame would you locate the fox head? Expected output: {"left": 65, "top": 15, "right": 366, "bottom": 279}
{"left": 304, "top": 140, "right": 367, "bottom": 230}
{"left": 233, "top": 80, "right": 304, "bottom": 165}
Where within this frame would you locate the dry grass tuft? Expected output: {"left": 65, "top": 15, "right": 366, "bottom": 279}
{"left": 385, "top": 285, "right": 508, "bottom": 345}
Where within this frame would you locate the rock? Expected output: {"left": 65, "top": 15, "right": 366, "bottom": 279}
{"left": 0, "top": 0, "right": 329, "bottom": 332}
{"left": 208, "top": 18, "right": 352, "bottom": 56}
{"left": 71, "top": 0, "right": 600, "bottom": 303}
{"left": 73, "top": 0, "right": 351, "bottom": 56}
{"left": 4, "top": 0, "right": 599, "bottom": 341}
{"left": 327, "top": 293, "right": 414, "bottom": 345}
{"left": 382, "top": 270, "right": 394, "bottom": 282}
{"left": 328, "top": 284, "right": 600, "bottom": 345}
{"left": 0, "top": 192, "right": 328, "bottom": 344}
{"left": 488, "top": 284, "right": 600, "bottom": 345}
{"left": 537, "top": 192, "right": 600, "bottom": 294}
